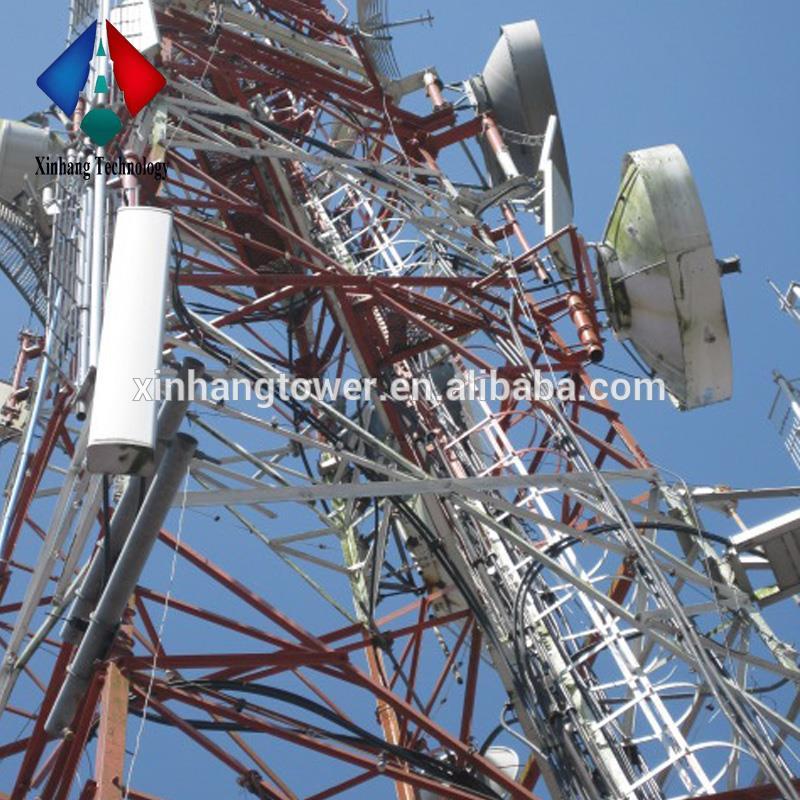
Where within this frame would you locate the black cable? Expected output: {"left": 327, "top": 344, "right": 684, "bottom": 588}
{"left": 168, "top": 245, "right": 543, "bottom": 790}
{"left": 366, "top": 495, "right": 380, "bottom": 620}
{"left": 101, "top": 474, "right": 112, "bottom": 588}
{"left": 510, "top": 519, "right": 745, "bottom": 668}
{"left": 506, "top": 517, "right": 758, "bottom": 789}
{"left": 127, "top": 703, "right": 377, "bottom": 745}
{"left": 478, "top": 723, "right": 503, "bottom": 755}
{"left": 132, "top": 679, "right": 502, "bottom": 799}
{"left": 596, "top": 520, "right": 734, "bottom": 549}
{"left": 173, "top": 204, "right": 761, "bottom": 783}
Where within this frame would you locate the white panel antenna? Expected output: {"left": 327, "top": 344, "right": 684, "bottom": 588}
{"left": 87, "top": 207, "right": 172, "bottom": 474}
{"left": 109, "top": 0, "right": 160, "bottom": 55}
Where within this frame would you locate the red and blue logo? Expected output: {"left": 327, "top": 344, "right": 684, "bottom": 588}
{"left": 36, "top": 20, "right": 165, "bottom": 147}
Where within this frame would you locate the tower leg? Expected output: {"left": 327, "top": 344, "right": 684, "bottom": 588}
{"left": 94, "top": 664, "right": 129, "bottom": 800}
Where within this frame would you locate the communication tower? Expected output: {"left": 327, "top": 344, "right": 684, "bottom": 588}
{"left": 0, "top": 3, "right": 799, "bottom": 800}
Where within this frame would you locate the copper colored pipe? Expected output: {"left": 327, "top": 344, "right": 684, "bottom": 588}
{"left": 122, "top": 151, "right": 141, "bottom": 206}
{"left": 567, "top": 292, "right": 604, "bottom": 363}
{"left": 423, "top": 71, "right": 446, "bottom": 109}
{"left": 481, "top": 116, "right": 551, "bottom": 283}
{"left": 481, "top": 114, "right": 516, "bottom": 175}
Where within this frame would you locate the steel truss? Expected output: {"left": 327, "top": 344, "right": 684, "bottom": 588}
{"left": 0, "top": 2, "right": 799, "bottom": 800}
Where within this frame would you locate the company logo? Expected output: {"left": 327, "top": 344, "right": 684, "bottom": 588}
{"left": 36, "top": 20, "right": 165, "bottom": 147}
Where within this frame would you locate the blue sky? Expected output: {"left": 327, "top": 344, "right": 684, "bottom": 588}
{"left": 0, "top": 2, "right": 799, "bottom": 797}
{"left": 2, "top": 1, "right": 798, "bottom": 496}
{"left": 377, "top": 0, "right": 800, "bottom": 498}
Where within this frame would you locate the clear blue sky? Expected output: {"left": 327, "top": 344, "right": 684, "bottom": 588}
{"left": 2, "top": 1, "right": 798, "bottom": 494}
{"left": 379, "top": 0, "right": 800, "bottom": 498}
{"left": 1, "top": 2, "right": 799, "bottom": 797}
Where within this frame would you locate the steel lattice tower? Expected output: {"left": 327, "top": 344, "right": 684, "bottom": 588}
{"left": 0, "top": 3, "right": 799, "bottom": 800}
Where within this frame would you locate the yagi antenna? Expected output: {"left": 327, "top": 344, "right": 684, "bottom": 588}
{"left": 363, "top": 11, "right": 434, "bottom": 39}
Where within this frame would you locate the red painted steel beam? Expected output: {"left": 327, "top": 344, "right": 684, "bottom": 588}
{"left": 132, "top": 686, "right": 288, "bottom": 800}
{"left": 156, "top": 530, "right": 339, "bottom": 652}
{"left": 0, "top": 389, "right": 72, "bottom": 602}
{"left": 9, "top": 644, "right": 73, "bottom": 800}
{"left": 135, "top": 586, "right": 295, "bottom": 649}
{"left": 130, "top": 676, "right": 538, "bottom": 800}
{"left": 121, "top": 650, "right": 348, "bottom": 671}
{"left": 42, "top": 674, "right": 103, "bottom": 800}
{"left": 94, "top": 664, "right": 129, "bottom": 800}
{"left": 459, "top": 627, "right": 482, "bottom": 744}
{"left": 177, "top": 273, "right": 481, "bottom": 289}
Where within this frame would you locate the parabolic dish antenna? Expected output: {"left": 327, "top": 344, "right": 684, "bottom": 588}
{"left": 470, "top": 20, "right": 572, "bottom": 217}
{"left": 599, "top": 144, "right": 733, "bottom": 410}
